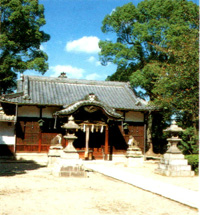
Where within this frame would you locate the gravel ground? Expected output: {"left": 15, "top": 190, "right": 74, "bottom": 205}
{"left": 0, "top": 162, "right": 198, "bottom": 215}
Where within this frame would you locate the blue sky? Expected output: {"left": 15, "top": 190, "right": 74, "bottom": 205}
{"left": 25, "top": 0, "right": 198, "bottom": 81}
{"left": 24, "top": 0, "right": 141, "bottom": 80}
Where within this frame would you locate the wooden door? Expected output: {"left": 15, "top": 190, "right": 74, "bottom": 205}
{"left": 16, "top": 121, "right": 40, "bottom": 152}
{"left": 117, "top": 123, "right": 144, "bottom": 152}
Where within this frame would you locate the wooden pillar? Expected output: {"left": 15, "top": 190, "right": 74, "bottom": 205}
{"left": 38, "top": 130, "right": 42, "bottom": 152}
{"left": 14, "top": 103, "right": 18, "bottom": 153}
{"left": 105, "top": 125, "right": 109, "bottom": 160}
{"left": 38, "top": 106, "right": 43, "bottom": 153}
{"left": 85, "top": 125, "right": 90, "bottom": 159}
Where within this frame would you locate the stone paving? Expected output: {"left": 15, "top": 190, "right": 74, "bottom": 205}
{"left": 83, "top": 161, "right": 199, "bottom": 209}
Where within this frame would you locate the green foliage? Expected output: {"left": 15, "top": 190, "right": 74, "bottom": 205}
{"left": 0, "top": 0, "right": 50, "bottom": 94}
{"left": 130, "top": 61, "right": 161, "bottom": 100}
{"left": 152, "top": 32, "right": 199, "bottom": 122}
{"left": 178, "top": 127, "right": 199, "bottom": 155}
{"left": 185, "top": 154, "right": 199, "bottom": 175}
{"left": 100, "top": 0, "right": 198, "bottom": 98}
{"left": 100, "top": 0, "right": 199, "bottom": 149}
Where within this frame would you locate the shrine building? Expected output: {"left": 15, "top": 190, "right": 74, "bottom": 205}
{"left": 0, "top": 73, "right": 151, "bottom": 160}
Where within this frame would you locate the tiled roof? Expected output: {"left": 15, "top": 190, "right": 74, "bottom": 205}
{"left": 1, "top": 75, "right": 149, "bottom": 111}
{"left": 0, "top": 107, "right": 16, "bottom": 122}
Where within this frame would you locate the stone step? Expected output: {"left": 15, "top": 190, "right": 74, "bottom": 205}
{"left": 155, "top": 168, "right": 195, "bottom": 177}
{"left": 160, "top": 159, "right": 188, "bottom": 165}
{"left": 158, "top": 163, "right": 192, "bottom": 171}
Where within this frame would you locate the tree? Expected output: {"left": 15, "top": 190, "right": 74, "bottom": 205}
{"left": 153, "top": 32, "right": 198, "bottom": 123}
{"left": 99, "top": 0, "right": 199, "bottom": 152}
{"left": 0, "top": 0, "right": 50, "bottom": 94}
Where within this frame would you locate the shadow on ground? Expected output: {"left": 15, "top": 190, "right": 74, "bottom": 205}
{"left": 0, "top": 160, "right": 46, "bottom": 177}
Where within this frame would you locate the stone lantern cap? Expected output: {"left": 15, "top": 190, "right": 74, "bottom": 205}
{"left": 61, "top": 115, "right": 80, "bottom": 130}
{"left": 163, "top": 120, "right": 184, "bottom": 133}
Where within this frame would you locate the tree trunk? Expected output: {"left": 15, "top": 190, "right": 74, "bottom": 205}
{"left": 146, "top": 112, "right": 153, "bottom": 151}
{"left": 192, "top": 114, "right": 199, "bottom": 145}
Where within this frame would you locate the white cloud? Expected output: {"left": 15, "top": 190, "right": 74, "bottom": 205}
{"left": 95, "top": 61, "right": 101, "bottom": 66}
{"left": 87, "top": 56, "right": 96, "bottom": 63}
{"left": 40, "top": 44, "right": 45, "bottom": 51}
{"left": 87, "top": 56, "right": 102, "bottom": 67}
{"left": 66, "top": 36, "right": 100, "bottom": 53}
{"left": 110, "top": 8, "right": 116, "bottom": 15}
{"left": 85, "top": 73, "right": 102, "bottom": 80}
{"left": 50, "top": 65, "right": 85, "bottom": 79}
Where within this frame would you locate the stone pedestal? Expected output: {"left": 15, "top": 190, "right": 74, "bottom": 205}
{"left": 155, "top": 121, "right": 194, "bottom": 177}
{"left": 48, "top": 146, "right": 63, "bottom": 167}
{"left": 60, "top": 150, "right": 79, "bottom": 160}
{"left": 126, "top": 146, "right": 143, "bottom": 157}
{"left": 50, "top": 150, "right": 86, "bottom": 177}
{"left": 126, "top": 156, "right": 144, "bottom": 167}
{"left": 126, "top": 146, "right": 143, "bottom": 167}
{"left": 50, "top": 146, "right": 87, "bottom": 177}
{"left": 155, "top": 152, "right": 194, "bottom": 176}
{"left": 52, "top": 157, "right": 86, "bottom": 177}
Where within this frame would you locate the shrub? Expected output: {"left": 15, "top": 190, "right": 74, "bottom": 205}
{"left": 185, "top": 154, "right": 199, "bottom": 175}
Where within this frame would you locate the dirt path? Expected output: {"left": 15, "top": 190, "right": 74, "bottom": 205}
{"left": 0, "top": 163, "right": 198, "bottom": 215}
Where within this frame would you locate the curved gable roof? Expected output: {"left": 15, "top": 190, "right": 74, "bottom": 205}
{"left": 54, "top": 93, "right": 123, "bottom": 119}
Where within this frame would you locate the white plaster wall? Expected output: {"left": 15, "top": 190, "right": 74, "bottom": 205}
{"left": 0, "top": 122, "right": 15, "bottom": 145}
{"left": 125, "top": 111, "right": 144, "bottom": 122}
{"left": 116, "top": 111, "right": 144, "bottom": 122}
{"left": 42, "top": 107, "right": 60, "bottom": 118}
{"left": 18, "top": 106, "right": 60, "bottom": 118}
{"left": 18, "top": 106, "right": 40, "bottom": 117}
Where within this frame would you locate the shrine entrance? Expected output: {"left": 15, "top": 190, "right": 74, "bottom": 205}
{"left": 54, "top": 93, "right": 123, "bottom": 160}
{"left": 73, "top": 122, "right": 109, "bottom": 160}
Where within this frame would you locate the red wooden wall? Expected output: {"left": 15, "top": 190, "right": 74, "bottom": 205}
{"left": 16, "top": 121, "right": 40, "bottom": 152}
{"left": 16, "top": 121, "right": 66, "bottom": 153}
{"left": 15, "top": 120, "right": 145, "bottom": 157}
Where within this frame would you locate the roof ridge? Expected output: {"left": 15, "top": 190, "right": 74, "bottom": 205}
{"left": 23, "top": 75, "right": 128, "bottom": 87}
{"left": 124, "top": 84, "right": 148, "bottom": 107}
{"left": 124, "top": 84, "right": 140, "bottom": 103}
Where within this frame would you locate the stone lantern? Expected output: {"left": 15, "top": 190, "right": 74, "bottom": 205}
{"left": 163, "top": 120, "right": 184, "bottom": 154}
{"left": 61, "top": 115, "right": 80, "bottom": 153}
{"left": 155, "top": 121, "right": 194, "bottom": 176}
{"left": 51, "top": 115, "right": 86, "bottom": 177}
